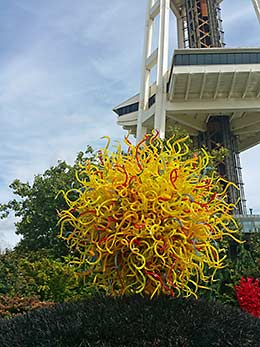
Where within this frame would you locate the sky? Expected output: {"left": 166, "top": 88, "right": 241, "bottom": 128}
{"left": 0, "top": 0, "right": 260, "bottom": 249}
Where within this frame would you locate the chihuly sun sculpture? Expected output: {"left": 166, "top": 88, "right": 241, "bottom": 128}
{"left": 58, "top": 131, "right": 240, "bottom": 299}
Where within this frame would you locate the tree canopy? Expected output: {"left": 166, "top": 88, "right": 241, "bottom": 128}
{"left": 0, "top": 146, "right": 94, "bottom": 258}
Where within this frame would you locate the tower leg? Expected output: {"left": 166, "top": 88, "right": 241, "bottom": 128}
{"left": 137, "top": 0, "right": 155, "bottom": 142}
{"left": 154, "top": 0, "right": 170, "bottom": 139}
{"left": 252, "top": 0, "right": 260, "bottom": 23}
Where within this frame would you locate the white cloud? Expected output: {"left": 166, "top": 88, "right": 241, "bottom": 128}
{"left": 0, "top": 217, "right": 20, "bottom": 250}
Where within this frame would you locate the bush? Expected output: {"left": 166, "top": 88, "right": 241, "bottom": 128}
{"left": 0, "top": 250, "right": 19, "bottom": 296}
{"left": 0, "top": 295, "right": 260, "bottom": 347}
{"left": 0, "top": 295, "right": 54, "bottom": 319}
{"left": 16, "top": 257, "right": 80, "bottom": 302}
{"left": 0, "top": 250, "right": 93, "bottom": 302}
{"left": 198, "top": 233, "right": 260, "bottom": 305}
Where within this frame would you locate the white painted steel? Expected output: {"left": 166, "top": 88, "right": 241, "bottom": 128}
{"left": 154, "top": 0, "right": 170, "bottom": 140}
{"left": 136, "top": 0, "right": 154, "bottom": 141}
{"left": 137, "top": 0, "right": 170, "bottom": 141}
{"left": 252, "top": 0, "right": 260, "bottom": 22}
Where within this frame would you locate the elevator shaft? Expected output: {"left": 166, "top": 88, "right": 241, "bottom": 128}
{"left": 185, "top": 0, "right": 224, "bottom": 48}
{"left": 198, "top": 116, "right": 246, "bottom": 214}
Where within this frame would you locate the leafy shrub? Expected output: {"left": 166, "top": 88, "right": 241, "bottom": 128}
{"left": 0, "top": 250, "right": 19, "bottom": 296}
{"left": 0, "top": 295, "right": 260, "bottom": 347}
{"left": 198, "top": 232, "right": 260, "bottom": 305}
{"left": 230, "top": 232, "right": 260, "bottom": 280}
{"left": 0, "top": 250, "right": 93, "bottom": 302}
{"left": 235, "top": 277, "right": 260, "bottom": 318}
{"left": 0, "top": 295, "right": 54, "bottom": 318}
{"left": 16, "top": 257, "right": 80, "bottom": 301}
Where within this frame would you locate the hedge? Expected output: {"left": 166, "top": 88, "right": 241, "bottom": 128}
{"left": 0, "top": 295, "right": 260, "bottom": 347}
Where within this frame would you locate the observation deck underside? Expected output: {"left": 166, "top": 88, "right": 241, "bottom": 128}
{"left": 114, "top": 48, "right": 260, "bottom": 153}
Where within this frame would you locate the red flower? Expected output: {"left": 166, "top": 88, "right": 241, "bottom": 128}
{"left": 235, "top": 277, "right": 260, "bottom": 318}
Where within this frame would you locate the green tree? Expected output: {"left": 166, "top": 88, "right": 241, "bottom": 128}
{"left": 0, "top": 249, "right": 94, "bottom": 302}
{"left": 0, "top": 147, "right": 94, "bottom": 258}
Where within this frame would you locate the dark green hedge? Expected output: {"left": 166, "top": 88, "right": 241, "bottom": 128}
{"left": 0, "top": 295, "right": 259, "bottom": 347}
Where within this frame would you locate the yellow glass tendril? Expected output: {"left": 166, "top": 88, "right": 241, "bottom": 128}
{"left": 58, "top": 131, "right": 240, "bottom": 299}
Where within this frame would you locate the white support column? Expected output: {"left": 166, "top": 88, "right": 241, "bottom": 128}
{"left": 252, "top": 0, "right": 260, "bottom": 23}
{"left": 136, "top": 0, "right": 155, "bottom": 142}
{"left": 154, "top": 0, "right": 170, "bottom": 139}
{"left": 137, "top": 0, "right": 181, "bottom": 142}
{"left": 177, "top": 7, "right": 185, "bottom": 48}
{"left": 177, "top": 18, "right": 185, "bottom": 48}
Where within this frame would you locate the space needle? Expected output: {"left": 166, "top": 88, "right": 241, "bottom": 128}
{"left": 113, "top": 0, "right": 260, "bottom": 231}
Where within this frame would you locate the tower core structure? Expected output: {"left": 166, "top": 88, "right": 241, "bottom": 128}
{"left": 113, "top": 0, "right": 260, "bottom": 215}
{"left": 184, "top": 0, "right": 224, "bottom": 48}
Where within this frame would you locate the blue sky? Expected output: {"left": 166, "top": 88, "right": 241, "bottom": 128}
{"left": 0, "top": 0, "right": 260, "bottom": 249}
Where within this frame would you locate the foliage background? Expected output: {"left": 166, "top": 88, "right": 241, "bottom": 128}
{"left": 0, "top": 136, "right": 259, "bottom": 318}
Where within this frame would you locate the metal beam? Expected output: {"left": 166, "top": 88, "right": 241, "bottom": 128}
{"left": 256, "top": 80, "right": 260, "bottom": 98}
{"left": 170, "top": 0, "right": 181, "bottom": 18}
{"left": 185, "top": 74, "right": 191, "bottom": 100}
{"left": 150, "top": 0, "right": 160, "bottom": 19}
{"left": 166, "top": 99, "right": 260, "bottom": 113}
{"left": 231, "top": 111, "right": 244, "bottom": 122}
{"left": 168, "top": 73, "right": 176, "bottom": 97}
{"left": 146, "top": 49, "right": 158, "bottom": 70}
{"left": 228, "top": 71, "right": 237, "bottom": 99}
{"left": 137, "top": 0, "right": 155, "bottom": 142}
{"left": 239, "top": 132, "right": 260, "bottom": 152}
{"left": 235, "top": 125, "right": 260, "bottom": 135}
{"left": 167, "top": 119, "right": 199, "bottom": 136}
{"left": 242, "top": 70, "right": 252, "bottom": 99}
{"left": 252, "top": 0, "right": 260, "bottom": 23}
{"left": 167, "top": 113, "right": 207, "bottom": 132}
{"left": 214, "top": 72, "right": 221, "bottom": 99}
{"left": 232, "top": 112, "right": 260, "bottom": 131}
{"left": 200, "top": 73, "right": 207, "bottom": 99}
